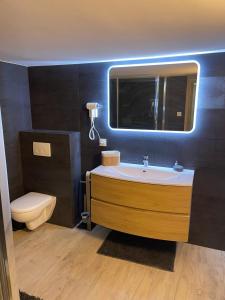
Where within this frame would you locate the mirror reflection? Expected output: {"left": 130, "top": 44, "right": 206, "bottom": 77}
{"left": 109, "top": 62, "right": 198, "bottom": 132}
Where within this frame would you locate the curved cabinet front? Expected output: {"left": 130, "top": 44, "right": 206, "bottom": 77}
{"left": 91, "top": 174, "right": 192, "bottom": 242}
{"left": 92, "top": 175, "right": 192, "bottom": 214}
{"left": 92, "top": 199, "right": 190, "bottom": 242}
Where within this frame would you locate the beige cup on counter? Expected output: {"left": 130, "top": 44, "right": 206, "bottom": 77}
{"left": 101, "top": 151, "right": 120, "bottom": 166}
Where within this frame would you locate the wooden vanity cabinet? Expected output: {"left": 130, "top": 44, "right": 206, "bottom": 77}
{"left": 91, "top": 174, "right": 192, "bottom": 242}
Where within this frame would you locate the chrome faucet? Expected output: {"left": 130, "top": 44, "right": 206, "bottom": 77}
{"left": 143, "top": 155, "right": 149, "bottom": 168}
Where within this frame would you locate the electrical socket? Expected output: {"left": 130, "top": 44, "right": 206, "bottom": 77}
{"left": 99, "top": 138, "right": 107, "bottom": 147}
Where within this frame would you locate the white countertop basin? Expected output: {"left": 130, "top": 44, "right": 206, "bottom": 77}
{"left": 91, "top": 163, "right": 194, "bottom": 186}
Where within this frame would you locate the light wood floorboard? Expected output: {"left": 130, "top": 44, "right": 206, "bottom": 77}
{"left": 14, "top": 223, "right": 225, "bottom": 300}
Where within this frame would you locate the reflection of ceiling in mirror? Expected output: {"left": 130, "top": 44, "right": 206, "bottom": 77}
{"left": 110, "top": 63, "right": 198, "bottom": 78}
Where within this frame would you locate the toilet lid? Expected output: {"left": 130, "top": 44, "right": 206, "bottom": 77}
{"left": 11, "top": 192, "right": 55, "bottom": 213}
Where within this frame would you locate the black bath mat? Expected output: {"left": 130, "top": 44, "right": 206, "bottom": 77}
{"left": 97, "top": 230, "right": 176, "bottom": 271}
{"left": 20, "top": 291, "right": 43, "bottom": 300}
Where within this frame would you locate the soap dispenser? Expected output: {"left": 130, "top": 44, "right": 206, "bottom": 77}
{"left": 173, "top": 161, "right": 184, "bottom": 172}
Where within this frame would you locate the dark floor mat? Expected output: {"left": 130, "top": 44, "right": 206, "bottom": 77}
{"left": 97, "top": 230, "right": 176, "bottom": 271}
{"left": 20, "top": 291, "right": 43, "bottom": 300}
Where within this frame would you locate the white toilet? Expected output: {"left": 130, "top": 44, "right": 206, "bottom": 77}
{"left": 11, "top": 192, "right": 56, "bottom": 230}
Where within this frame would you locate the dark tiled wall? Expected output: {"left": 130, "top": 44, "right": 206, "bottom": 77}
{"left": 29, "top": 65, "right": 80, "bottom": 131}
{"left": 189, "top": 167, "right": 225, "bottom": 250}
{"left": 78, "top": 63, "right": 109, "bottom": 175}
{"left": 0, "top": 62, "right": 32, "bottom": 200}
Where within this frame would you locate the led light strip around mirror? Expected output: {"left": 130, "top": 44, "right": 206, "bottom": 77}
{"left": 107, "top": 60, "right": 200, "bottom": 134}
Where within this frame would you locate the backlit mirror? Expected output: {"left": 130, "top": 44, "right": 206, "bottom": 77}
{"left": 109, "top": 61, "right": 199, "bottom": 132}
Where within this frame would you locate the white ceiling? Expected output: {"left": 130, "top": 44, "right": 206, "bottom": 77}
{"left": 0, "top": 0, "right": 225, "bottom": 66}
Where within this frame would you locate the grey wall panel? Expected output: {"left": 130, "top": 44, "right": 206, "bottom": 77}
{"left": 20, "top": 131, "right": 81, "bottom": 228}
{"left": 0, "top": 62, "right": 32, "bottom": 201}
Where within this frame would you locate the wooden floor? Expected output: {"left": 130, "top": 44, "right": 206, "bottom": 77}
{"left": 14, "top": 224, "right": 225, "bottom": 300}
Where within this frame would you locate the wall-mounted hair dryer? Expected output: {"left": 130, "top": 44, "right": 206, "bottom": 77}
{"left": 86, "top": 102, "right": 102, "bottom": 119}
{"left": 86, "top": 102, "right": 103, "bottom": 141}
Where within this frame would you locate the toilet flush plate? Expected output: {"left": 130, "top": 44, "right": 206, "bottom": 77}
{"left": 33, "top": 142, "right": 51, "bottom": 157}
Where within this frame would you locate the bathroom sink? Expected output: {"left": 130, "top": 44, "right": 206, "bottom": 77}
{"left": 91, "top": 163, "right": 194, "bottom": 186}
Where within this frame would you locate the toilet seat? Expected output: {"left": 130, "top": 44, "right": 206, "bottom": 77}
{"left": 11, "top": 192, "right": 55, "bottom": 213}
